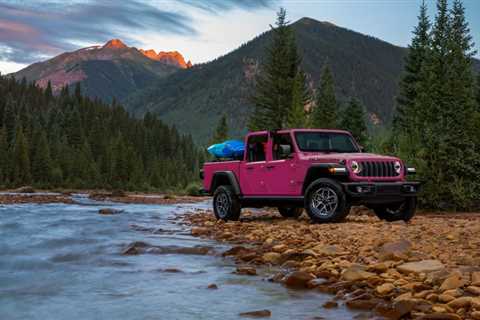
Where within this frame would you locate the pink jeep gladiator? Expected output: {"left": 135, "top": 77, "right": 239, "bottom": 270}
{"left": 201, "top": 129, "right": 420, "bottom": 223}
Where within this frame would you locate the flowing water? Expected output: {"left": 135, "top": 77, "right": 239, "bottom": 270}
{"left": 0, "top": 196, "right": 358, "bottom": 320}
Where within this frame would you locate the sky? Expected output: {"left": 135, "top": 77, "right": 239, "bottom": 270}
{"left": 0, "top": 0, "right": 479, "bottom": 74}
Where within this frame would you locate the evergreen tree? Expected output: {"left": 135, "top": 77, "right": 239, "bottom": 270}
{"left": 0, "top": 127, "right": 8, "bottom": 183}
{"left": 340, "top": 98, "right": 368, "bottom": 146}
{"left": 394, "top": 1, "right": 431, "bottom": 131}
{"left": 13, "top": 126, "right": 31, "bottom": 185}
{"left": 45, "top": 81, "right": 53, "bottom": 102}
{"left": 32, "top": 130, "right": 53, "bottom": 184}
{"left": 287, "top": 71, "right": 310, "bottom": 128}
{"left": 211, "top": 114, "right": 229, "bottom": 143}
{"left": 249, "top": 8, "right": 300, "bottom": 130}
{"left": 311, "top": 65, "right": 338, "bottom": 128}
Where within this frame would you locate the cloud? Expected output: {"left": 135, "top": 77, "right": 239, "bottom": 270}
{"left": 0, "top": 0, "right": 276, "bottom": 65}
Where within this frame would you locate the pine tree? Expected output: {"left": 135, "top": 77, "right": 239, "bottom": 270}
{"left": 249, "top": 8, "right": 300, "bottom": 130}
{"left": 311, "top": 65, "right": 338, "bottom": 128}
{"left": 394, "top": 1, "right": 431, "bottom": 131}
{"left": 340, "top": 98, "right": 368, "bottom": 146}
{"left": 13, "top": 126, "right": 31, "bottom": 185}
{"left": 32, "top": 130, "right": 53, "bottom": 184}
{"left": 287, "top": 71, "right": 310, "bottom": 128}
{"left": 211, "top": 114, "right": 229, "bottom": 143}
{"left": 45, "top": 81, "right": 53, "bottom": 102}
{"left": 0, "top": 127, "right": 8, "bottom": 183}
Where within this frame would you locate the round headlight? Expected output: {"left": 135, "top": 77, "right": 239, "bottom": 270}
{"left": 351, "top": 161, "right": 362, "bottom": 174}
{"left": 394, "top": 161, "right": 402, "bottom": 174}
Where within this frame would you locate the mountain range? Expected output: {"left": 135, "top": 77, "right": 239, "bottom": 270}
{"left": 12, "top": 39, "right": 191, "bottom": 102}
{"left": 11, "top": 18, "right": 480, "bottom": 143}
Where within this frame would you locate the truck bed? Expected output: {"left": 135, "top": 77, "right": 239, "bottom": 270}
{"left": 202, "top": 160, "right": 241, "bottom": 193}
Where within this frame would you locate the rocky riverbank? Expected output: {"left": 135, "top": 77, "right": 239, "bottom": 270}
{"left": 180, "top": 208, "right": 480, "bottom": 320}
{"left": 0, "top": 189, "right": 207, "bottom": 205}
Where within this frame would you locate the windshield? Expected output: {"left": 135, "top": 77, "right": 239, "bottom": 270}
{"left": 294, "top": 132, "right": 359, "bottom": 153}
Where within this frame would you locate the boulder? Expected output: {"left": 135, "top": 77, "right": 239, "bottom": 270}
{"left": 207, "top": 283, "right": 218, "bottom": 289}
{"left": 284, "top": 271, "right": 315, "bottom": 288}
{"left": 471, "top": 311, "right": 480, "bottom": 320}
{"left": 239, "top": 309, "right": 271, "bottom": 318}
{"left": 378, "top": 239, "right": 412, "bottom": 261}
{"left": 466, "top": 286, "right": 480, "bottom": 296}
{"left": 397, "top": 260, "right": 444, "bottom": 274}
{"left": 446, "top": 297, "right": 472, "bottom": 309}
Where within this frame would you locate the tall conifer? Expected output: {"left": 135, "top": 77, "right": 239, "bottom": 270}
{"left": 249, "top": 8, "right": 300, "bottom": 130}
{"left": 311, "top": 65, "right": 338, "bottom": 128}
{"left": 339, "top": 98, "right": 368, "bottom": 146}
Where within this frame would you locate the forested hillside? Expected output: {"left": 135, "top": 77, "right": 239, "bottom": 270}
{"left": 125, "top": 17, "right": 411, "bottom": 143}
{"left": 0, "top": 76, "right": 202, "bottom": 191}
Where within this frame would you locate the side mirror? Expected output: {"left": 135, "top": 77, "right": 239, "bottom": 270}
{"left": 359, "top": 145, "right": 366, "bottom": 153}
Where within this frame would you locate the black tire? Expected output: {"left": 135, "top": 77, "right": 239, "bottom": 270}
{"left": 373, "top": 197, "right": 416, "bottom": 222}
{"left": 213, "top": 185, "right": 241, "bottom": 221}
{"left": 304, "top": 178, "right": 350, "bottom": 223}
{"left": 278, "top": 207, "right": 303, "bottom": 218}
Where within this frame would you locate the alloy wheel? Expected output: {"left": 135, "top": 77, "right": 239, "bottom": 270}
{"left": 310, "top": 187, "right": 338, "bottom": 217}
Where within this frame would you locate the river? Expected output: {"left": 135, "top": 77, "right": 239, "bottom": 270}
{"left": 0, "top": 195, "right": 358, "bottom": 319}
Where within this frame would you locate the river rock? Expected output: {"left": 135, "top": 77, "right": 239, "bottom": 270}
{"left": 284, "top": 271, "right": 315, "bottom": 288}
{"left": 376, "top": 283, "right": 395, "bottom": 295}
{"left": 375, "top": 300, "right": 415, "bottom": 320}
{"left": 121, "top": 241, "right": 149, "bottom": 255}
{"left": 472, "top": 272, "right": 480, "bottom": 286}
{"left": 322, "top": 300, "right": 338, "bottom": 309}
{"left": 346, "top": 296, "right": 382, "bottom": 310}
{"left": 342, "top": 266, "right": 376, "bottom": 282}
{"left": 207, "top": 283, "right": 218, "bottom": 289}
{"left": 417, "top": 313, "right": 462, "bottom": 320}
{"left": 466, "top": 286, "right": 480, "bottom": 295}
{"left": 446, "top": 296, "right": 472, "bottom": 309}
{"left": 191, "top": 227, "right": 209, "bottom": 236}
{"left": 14, "top": 186, "right": 35, "bottom": 193}
{"left": 99, "top": 208, "right": 123, "bottom": 215}
{"left": 262, "top": 252, "right": 282, "bottom": 264}
{"left": 439, "top": 272, "right": 465, "bottom": 291}
{"left": 397, "top": 260, "right": 444, "bottom": 274}
{"left": 378, "top": 239, "right": 412, "bottom": 261}
{"left": 471, "top": 311, "right": 480, "bottom": 320}
{"left": 236, "top": 266, "right": 257, "bottom": 276}
{"left": 239, "top": 309, "right": 271, "bottom": 318}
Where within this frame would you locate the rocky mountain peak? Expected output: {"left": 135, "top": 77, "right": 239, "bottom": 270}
{"left": 103, "top": 39, "right": 128, "bottom": 49}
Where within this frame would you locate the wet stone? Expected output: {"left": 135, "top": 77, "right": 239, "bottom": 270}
{"left": 239, "top": 309, "right": 271, "bottom": 318}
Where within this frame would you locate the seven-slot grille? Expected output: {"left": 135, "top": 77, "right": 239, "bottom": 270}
{"left": 357, "top": 161, "right": 399, "bottom": 177}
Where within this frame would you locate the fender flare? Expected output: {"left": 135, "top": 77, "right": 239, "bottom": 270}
{"left": 211, "top": 171, "right": 241, "bottom": 195}
{"left": 302, "top": 163, "right": 348, "bottom": 194}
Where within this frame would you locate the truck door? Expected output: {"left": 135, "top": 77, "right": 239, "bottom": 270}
{"left": 265, "top": 132, "right": 301, "bottom": 196}
{"left": 239, "top": 133, "right": 269, "bottom": 195}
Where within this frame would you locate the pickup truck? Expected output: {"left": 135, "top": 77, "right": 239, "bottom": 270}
{"left": 201, "top": 129, "right": 420, "bottom": 223}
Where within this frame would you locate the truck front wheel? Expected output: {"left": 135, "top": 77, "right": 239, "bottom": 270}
{"left": 304, "top": 178, "right": 350, "bottom": 223}
{"left": 213, "top": 185, "right": 241, "bottom": 221}
{"left": 373, "top": 197, "right": 416, "bottom": 222}
{"left": 278, "top": 207, "right": 303, "bottom": 218}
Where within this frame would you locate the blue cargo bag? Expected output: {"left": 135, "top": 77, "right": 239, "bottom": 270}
{"left": 207, "top": 140, "right": 244, "bottom": 159}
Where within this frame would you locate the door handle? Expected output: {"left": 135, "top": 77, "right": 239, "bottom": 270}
{"left": 246, "top": 167, "right": 254, "bottom": 170}
{"left": 266, "top": 165, "right": 275, "bottom": 169}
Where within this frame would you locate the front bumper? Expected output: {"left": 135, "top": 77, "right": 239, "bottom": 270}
{"left": 343, "top": 181, "right": 421, "bottom": 198}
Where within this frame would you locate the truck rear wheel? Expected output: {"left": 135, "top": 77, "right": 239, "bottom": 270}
{"left": 304, "top": 178, "right": 350, "bottom": 223}
{"left": 213, "top": 185, "right": 241, "bottom": 221}
{"left": 278, "top": 207, "right": 303, "bottom": 218}
{"left": 373, "top": 197, "right": 416, "bottom": 222}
